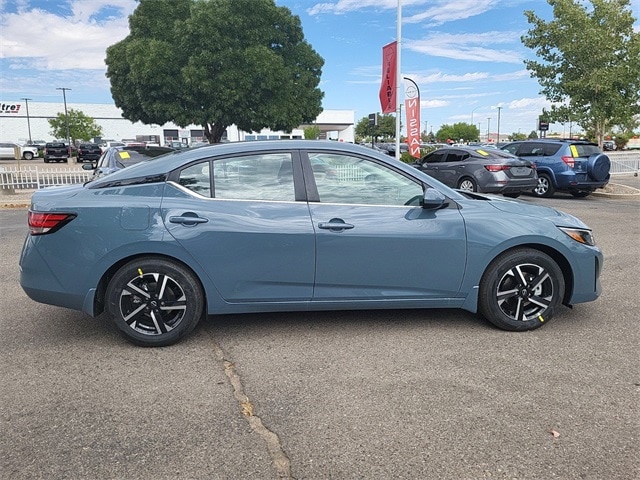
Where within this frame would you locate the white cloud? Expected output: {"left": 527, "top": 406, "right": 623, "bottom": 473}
{"left": 405, "top": 31, "right": 524, "bottom": 63}
{"left": 0, "top": 0, "right": 136, "bottom": 70}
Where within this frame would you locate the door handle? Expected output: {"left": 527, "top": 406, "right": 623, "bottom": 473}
{"left": 318, "top": 220, "right": 355, "bottom": 231}
{"left": 169, "top": 214, "right": 209, "bottom": 226}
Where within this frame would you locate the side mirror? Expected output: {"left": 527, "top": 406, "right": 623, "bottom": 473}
{"left": 422, "top": 187, "right": 447, "bottom": 210}
{"left": 82, "top": 163, "right": 96, "bottom": 171}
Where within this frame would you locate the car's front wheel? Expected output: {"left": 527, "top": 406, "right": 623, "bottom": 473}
{"left": 106, "top": 257, "right": 205, "bottom": 347}
{"left": 478, "top": 248, "right": 564, "bottom": 331}
{"left": 23, "top": 152, "right": 34, "bottom": 160}
{"left": 533, "top": 173, "right": 555, "bottom": 198}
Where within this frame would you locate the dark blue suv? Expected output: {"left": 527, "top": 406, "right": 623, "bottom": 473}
{"left": 501, "top": 139, "right": 610, "bottom": 198}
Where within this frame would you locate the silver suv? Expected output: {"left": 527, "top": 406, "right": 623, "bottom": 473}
{"left": 501, "top": 139, "right": 610, "bottom": 198}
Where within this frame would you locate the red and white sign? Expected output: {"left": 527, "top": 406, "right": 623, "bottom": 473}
{"left": 404, "top": 82, "right": 421, "bottom": 158}
{"left": 379, "top": 42, "right": 397, "bottom": 114}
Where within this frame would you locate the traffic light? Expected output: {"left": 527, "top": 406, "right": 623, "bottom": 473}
{"left": 368, "top": 113, "right": 377, "bottom": 127}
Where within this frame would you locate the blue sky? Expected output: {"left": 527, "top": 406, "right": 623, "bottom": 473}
{"left": 1, "top": 0, "right": 638, "bottom": 137}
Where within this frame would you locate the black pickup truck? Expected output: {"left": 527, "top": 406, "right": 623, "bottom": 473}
{"left": 76, "top": 143, "right": 102, "bottom": 163}
{"left": 44, "top": 142, "right": 70, "bottom": 163}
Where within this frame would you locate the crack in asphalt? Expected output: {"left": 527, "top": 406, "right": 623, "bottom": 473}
{"left": 211, "top": 342, "right": 293, "bottom": 479}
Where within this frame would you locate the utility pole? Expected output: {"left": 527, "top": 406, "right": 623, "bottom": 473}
{"left": 21, "top": 98, "right": 32, "bottom": 144}
{"left": 496, "top": 106, "right": 502, "bottom": 144}
{"left": 487, "top": 117, "right": 491, "bottom": 143}
{"left": 56, "top": 87, "right": 72, "bottom": 147}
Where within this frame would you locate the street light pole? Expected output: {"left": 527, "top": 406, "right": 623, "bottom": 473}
{"left": 471, "top": 106, "right": 480, "bottom": 125}
{"left": 496, "top": 106, "right": 502, "bottom": 144}
{"left": 21, "top": 98, "right": 32, "bottom": 143}
{"left": 56, "top": 87, "right": 72, "bottom": 147}
{"left": 487, "top": 117, "right": 491, "bottom": 143}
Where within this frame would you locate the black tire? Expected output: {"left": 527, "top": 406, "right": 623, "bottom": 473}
{"left": 106, "top": 257, "right": 204, "bottom": 347}
{"left": 503, "top": 192, "right": 521, "bottom": 198}
{"left": 23, "top": 152, "right": 34, "bottom": 160}
{"left": 478, "top": 248, "right": 564, "bottom": 331}
{"left": 570, "top": 191, "right": 591, "bottom": 198}
{"left": 457, "top": 177, "right": 477, "bottom": 192}
{"left": 43, "top": 158, "right": 50, "bottom": 163}
{"left": 533, "top": 173, "right": 555, "bottom": 198}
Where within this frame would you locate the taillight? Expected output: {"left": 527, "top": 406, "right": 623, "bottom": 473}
{"left": 484, "top": 165, "right": 510, "bottom": 172}
{"left": 28, "top": 211, "right": 76, "bottom": 235}
{"left": 561, "top": 155, "right": 575, "bottom": 168}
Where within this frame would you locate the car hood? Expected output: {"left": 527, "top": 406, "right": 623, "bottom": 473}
{"left": 486, "top": 196, "right": 589, "bottom": 229}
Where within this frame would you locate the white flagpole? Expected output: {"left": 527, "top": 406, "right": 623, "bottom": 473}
{"left": 395, "top": 0, "right": 402, "bottom": 160}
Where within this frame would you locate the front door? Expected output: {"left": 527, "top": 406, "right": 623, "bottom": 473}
{"left": 305, "top": 151, "right": 467, "bottom": 302}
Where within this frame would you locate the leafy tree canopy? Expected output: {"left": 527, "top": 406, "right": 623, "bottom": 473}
{"left": 436, "top": 123, "right": 479, "bottom": 143}
{"left": 105, "top": 0, "right": 324, "bottom": 143}
{"left": 48, "top": 109, "right": 103, "bottom": 145}
{"left": 522, "top": 0, "right": 640, "bottom": 146}
{"left": 355, "top": 114, "right": 396, "bottom": 142}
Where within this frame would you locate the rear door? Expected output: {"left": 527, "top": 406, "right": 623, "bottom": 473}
{"left": 162, "top": 150, "right": 315, "bottom": 303}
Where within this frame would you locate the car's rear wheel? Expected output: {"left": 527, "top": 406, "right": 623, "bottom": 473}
{"left": 533, "top": 173, "right": 555, "bottom": 198}
{"left": 457, "top": 177, "right": 477, "bottom": 192}
{"left": 478, "top": 248, "right": 564, "bottom": 331}
{"left": 106, "top": 257, "right": 204, "bottom": 347}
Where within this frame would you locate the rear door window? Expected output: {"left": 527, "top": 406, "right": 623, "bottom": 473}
{"left": 178, "top": 153, "right": 296, "bottom": 202}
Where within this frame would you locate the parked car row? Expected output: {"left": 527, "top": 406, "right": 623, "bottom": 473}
{"left": 408, "top": 138, "right": 610, "bottom": 199}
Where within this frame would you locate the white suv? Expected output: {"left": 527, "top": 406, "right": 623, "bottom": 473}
{"left": 0, "top": 142, "right": 39, "bottom": 160}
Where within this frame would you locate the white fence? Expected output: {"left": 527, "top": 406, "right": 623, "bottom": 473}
{"left": 0, "top": 166, "right": 93, "bottom": 191}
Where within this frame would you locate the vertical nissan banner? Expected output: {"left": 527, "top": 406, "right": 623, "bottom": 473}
{"left": 404, "top": 80, "right": 421, "bottom": 158}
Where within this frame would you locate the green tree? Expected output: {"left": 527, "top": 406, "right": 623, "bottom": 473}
{"left": 48, "top": 109, "right": 103, "bottom": 145}
{"left": 509, "top": 132, "right": 528, "bottom": 141}
{"left": 304, "top": 125, "right": 320, "bottom": 139}
{"left": 436, "top": 123, "right": 479, "bottom": 143}
{"left": 527, "top": 130, "right": 539, "bottom": 139}
{"left": 354, "top": 114, "right": 396, "bottom": 142}
{"left": 522, "top": 0, "right": 640, "bottom": 147}
{"left": 105, "top": 0, "right": 324, "bottom": 143}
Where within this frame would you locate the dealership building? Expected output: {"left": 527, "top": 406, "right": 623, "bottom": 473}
{"left": 0, "top": 100, "right": 355, "bottom": 145}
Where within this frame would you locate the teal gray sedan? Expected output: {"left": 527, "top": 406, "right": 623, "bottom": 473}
{"left": 19, "top": 141, "right": 602, "bottom": 347}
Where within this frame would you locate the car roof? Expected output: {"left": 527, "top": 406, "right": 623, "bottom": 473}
{"left": 88, "top": 141, "right": 398, "bottom": 188}
{"left": 509, "top": 138, "right": 596, "bottom": 146}
{"left": 428, "top": 146, "right": 518, "bottom": 158}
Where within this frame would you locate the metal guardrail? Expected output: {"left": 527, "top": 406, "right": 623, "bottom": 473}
{"left": 607, "top": 152, "right": 640, "bottom": 175}
{"left": 0, "top": 166, "right": 93, "bottom": 190}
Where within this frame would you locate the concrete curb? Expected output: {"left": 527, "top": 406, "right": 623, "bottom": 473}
{"left": 591, "top": 183, "right": 640, "bottom": 200}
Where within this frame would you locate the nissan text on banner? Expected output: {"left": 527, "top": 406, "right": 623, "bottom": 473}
{"left": 379, "top": 41, "right": 397, "bottom": 114}
{"left": 404, "top": 81, "right": 421, "bottom": 158}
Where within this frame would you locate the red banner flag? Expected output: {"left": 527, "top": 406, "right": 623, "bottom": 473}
{"left": 404, "top": 80, "right": 421, "bottom": 158}
{"left": 379, "top": 41, "right": 397, "bottom": 114}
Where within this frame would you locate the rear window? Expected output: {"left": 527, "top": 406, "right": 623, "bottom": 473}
{"left": 571, "top": 143, "right": 600, "bottom": 157}
{"left": 46, "top": 143, "right": 66, "bottom": 148}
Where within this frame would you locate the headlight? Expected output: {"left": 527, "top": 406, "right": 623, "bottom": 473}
{"left": 559, "top": 227, "right": 595, "bottom": 246}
